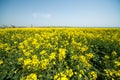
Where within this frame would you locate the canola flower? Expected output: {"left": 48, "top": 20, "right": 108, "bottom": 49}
{"left": 18, "top": 57, "right": 23, "bottom": 63}
{"left": 114, "top": 61, "right": 120, "bottom": 67}
{"left": 40, "top": 50, "right": 47, "bottom": 56}
{"left": 40, "top": 59, "right": 49, "bottom": 70}
{"left": 65, "top": 69, "right": 73, "bottom": 77}
{"left": 80, "top": 45, "right": 88, "bottom": 53}
{"left": 23, "top": 57, "right": 40, "bottom": 69}
{"left": 112, "top": 51, "right": 117, "bottom": 56}
{"left": 104, "top": 69, "right": 120, "bottom": 79}
{"left": 79, "top": 74, "right": 82, "bottom": 78}
{"left": 0, "top": 28, "right": 120, "bottom": 80}
{"left": 0, "top": 60, "right": 3, "bottom": 64}
{"left": 26, "top": 73, "right": 37, "bottom": 80}
{"left": 79, "top": 55, "right": 93, "bottom": 70}
{"left": 85, "top": 53, "right": 94, "bottom": 59}
{"left": 49, "top": 52, "right": 56, "bottom": 61}
{"left": 54, "top": 72, "right": 68, "bottom": 80}
{"left": 23, "top": 58, "right": 31, "bottom": 66}
{"left": 104, "top": 55, "right": 110, "bottom": 60}
{"left": 31, "top": 55, "right": 40, "bottom": 68}
{"left": 23, "top": 50, "right": 31, "bottom": 57}
{"left": 71, "top": 55, "right": 79, "bottom": 60}
{"left": 89, "top": 71, "right": 97, "bottom": 80}
{"left": 58, "top": 48, "right": 66, "bottom": 61}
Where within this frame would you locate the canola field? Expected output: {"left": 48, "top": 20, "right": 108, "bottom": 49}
{"left": 0, "top": 28, "right": 120, "bottom": 80}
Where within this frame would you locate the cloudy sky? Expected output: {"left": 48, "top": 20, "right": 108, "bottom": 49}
{"left": 0, "top": 0, "right": 120, "bottom": 27}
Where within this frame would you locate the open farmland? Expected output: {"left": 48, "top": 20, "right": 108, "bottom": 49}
{"left": 0, "top": 28, "right": 120, "bottom": 80}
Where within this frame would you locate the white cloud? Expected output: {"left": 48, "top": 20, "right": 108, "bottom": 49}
{"left": 32, "top": 13, "right": 52, "bottom": 19}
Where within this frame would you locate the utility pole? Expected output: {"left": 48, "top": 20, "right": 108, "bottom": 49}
{"left": 31, "top": 24, "right": 33, "bottom": 28}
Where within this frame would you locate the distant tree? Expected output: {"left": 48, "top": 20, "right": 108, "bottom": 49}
{"left": 11, "top": 25, "right": 16, "bottom": 28}
{"left": 1, "top": 25, "right": 8, "bottom": 28}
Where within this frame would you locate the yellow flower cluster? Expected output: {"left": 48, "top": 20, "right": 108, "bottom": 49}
{"left": 0, "top": 60, "right": 3, "bottom": 65}
{"left": 58, "top": 48, "right": 66, "bottom": 61}
{"left": 114, "top": 61, "right": 120, "bottom": 67}
{"left": 104, "top": 69, "right": 120, "bottom": 78}
{"left": 79, "top": 55, "right": 92, "bottom": 68}
{"left": 26, "top": 73, "right": 37, "bottom": 80}
{"left": 23, "top": 55, "right": 40, "bottom": 69}
{"left": 65, "top": 69, "right": 73, "bottom": 77}
{"left": 49, "top": 52, "right": 56, "bottom": 61}
{"left": 40, "top": 59, "right": 49, "bottom": 70}
{"left": 0, "top": 28, "right": 120, "bottom": 80}
{"left": 112, "top": 51, "right": 117, "bottom": 56}
{"left": 85, "top": 53, "right": 94, "bottom": 59}
{"left": 40, "top": 50, "right": 46, "bottom": 56}
{"left": 89, "top": 71, "right": 97, "bottom": 80}
{"left": 54, "top": 72, "right": 68, "bottom": 80}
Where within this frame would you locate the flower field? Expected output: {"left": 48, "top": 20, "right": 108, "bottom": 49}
{"left": 0, "top": 28, "right": 120, "bottom": 80}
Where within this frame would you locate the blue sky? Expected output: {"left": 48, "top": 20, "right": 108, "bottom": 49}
{"left": 0, "top": 0, "right": 120, "bottom": 27}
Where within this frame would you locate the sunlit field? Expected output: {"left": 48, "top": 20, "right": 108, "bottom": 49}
{"left": 0, "top": 28, "right": 120, "bottom": 80}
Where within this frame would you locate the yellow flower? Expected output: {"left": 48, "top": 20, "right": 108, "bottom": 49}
{"left": 66, "top": 69, "right": 73, "bottom": 77}
{"left": 18, "top": 43, "right": 24, "bottom": 49}
{"left": 35, "top": 34, "right": 40, "bottom": 38}
{"left": 24, "top": 52, "right": 31, "bottom": 57}
{"left": 79, "top": 74, "right": 82, "bottom": 78}
{"left": 114, "top": 61, "right": 120, "bottom": 67}
{"left": 14, "top": 41, "right": 17, "bottom": 44}
{"left": 58, "top": 77, "right": 68, "bottom": 80}
{"left": 18, "top": 57, "right": 23, "bottom": 63}
{"left": 14, "top": 69, "right": 19, "bottom": 74}
{"left": 54, "top": 72, "right": 68, "bottom": 80}
{"left": 104, "top": 69, "right": 109, "bottom": 76}
{"left": 71, "top": 55, "right": 78, "bottom": 60}
{"left": 32, "top": 39, "right": 37, "bottom": 45}
{"left": 26, "top": 73, "right": 37, "bottom": 80}
{"left": 58, "top": 48, "right": 66, "bottom": 61}
{"left": 36, "top": 44, "right": 40, "bottom": 49}
{"left": 112, "top": 51, "right": 117, "bottom": 56}
{"left": 80, "top": 70, "right": 84, "bottom": 75}
{"left": 79, "top": 55, "right": 87, "bottom": 63}
{"left": 23, "top": 49, "right": 26, "bottom": 53}
{"left": 85, "top": 53, "right": 94, "bottom": 59}
{"left": 23, "top": 58, "right": 31, "bottom": 66}
{"left": 49, "top": 52, "right": 56, "bottom": 61}
{"left": 79, "top": 55, "right": 92, "bottom": 70}
{"left": 81, "top": 46, "right": 88, "bottom": 52}
{"left": 115, "top": 70, "right": 120, "bottom": 76}
{"left": 32, "top": 55, "right": 40, "bottom": 67}
{"left": 32, "top": 55, "right": 38, "bottom": 59}
{"left": 40, "top": 59, "right": 49, "bottom": 70}
{"left": 53, "top": 61, "right": 56, "bottom": 65}
{"left": 104, "top": 69, "right": 114, "bottom": 77}
{"left": 30, "top": 50, "right": 33, "bottom": 53}
{"left": 5, "top": 47, "right": 10, "bottom": 51}
{"left": 89, "top": 71, "right": 97, "bottom": 80}
{"left": 74, "top": 72, "right": 77, "bottom": 75}
{"left": 40, "top": 50, "right": 46, "bottom": 55}
{"left": 104, "top": 55, "right": 110, "bottom": 59}
{"left": 0, "top": 60, "right": 3, "bottom": 64}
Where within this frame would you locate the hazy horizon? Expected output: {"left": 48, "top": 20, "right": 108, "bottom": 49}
{"left": 0, "top": 0, "right": 120, "bottom": 27}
